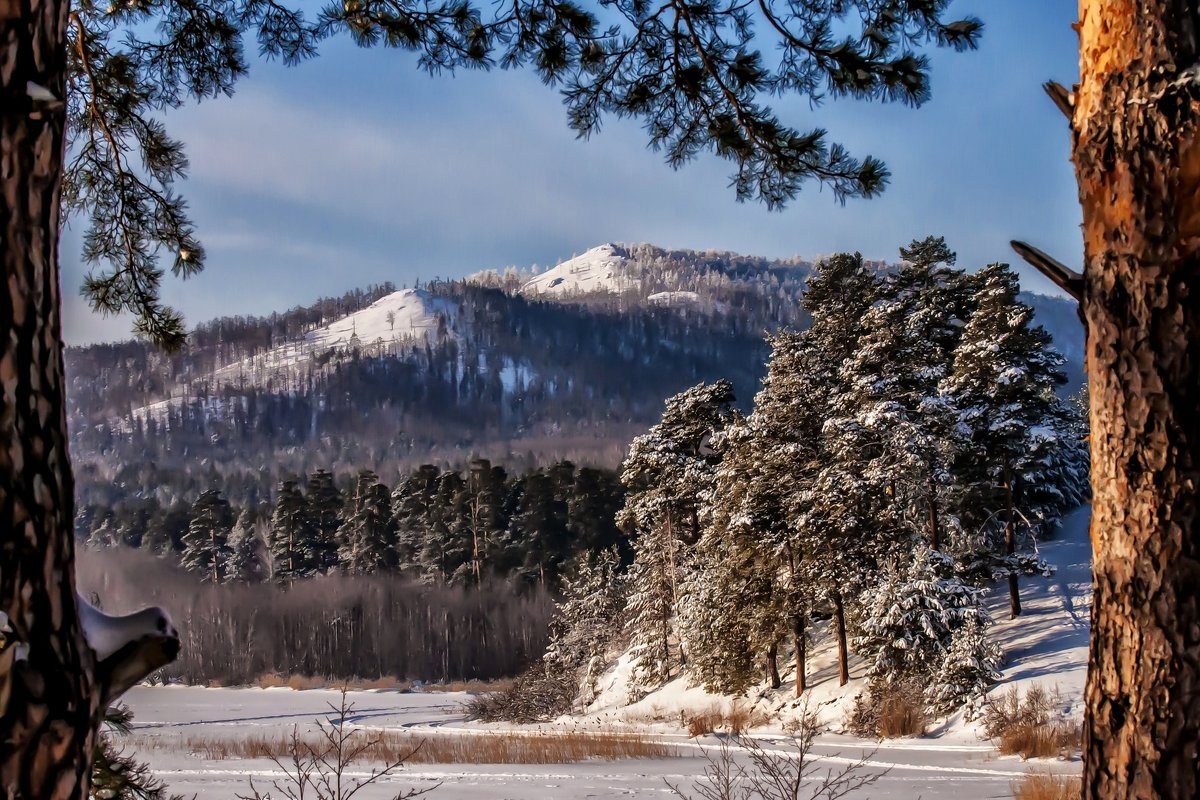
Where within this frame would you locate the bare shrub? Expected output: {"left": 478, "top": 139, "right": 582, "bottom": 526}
{"left": 236, "top": 689, "right": 435, "bottom": 800}
{"left": 668, "top": 711, "right": 883, "bottom": 800}
{"left": 981, "top": 685, "right": 1080, "bottom": 759}
{"left": 846, "top": 680, "right": 927, "bottom": 738}
{"left": 465, "top": 661, "right": 577, "bottom": 723}
{"left": 1013, "top": 771, "right": 1082, "bottom": 800}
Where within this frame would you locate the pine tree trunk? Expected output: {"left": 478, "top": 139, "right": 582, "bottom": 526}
{"left": 1, "top": 0, "right": 100, "bottom": 793}
{"left": 765, "top": 642, "right": 781, "bottom": 689}
{"left": 927, "top": 469, "right": 940, "bottom": 551}
{"left": 1004, "top": 464, "right": 1021, "bottom": 618}
{"left": 792, "top": 614, "right": 806, "bottom": 697}
{"left": 832, "top": 592, "right": 849, "bottom": 686}
{"left": 1076, "top": 3, "right": 1200, "bottom": 797}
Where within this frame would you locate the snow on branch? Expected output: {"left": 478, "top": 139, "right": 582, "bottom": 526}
{"left": 78, "top": 593, "right": 180, "bottom": 704}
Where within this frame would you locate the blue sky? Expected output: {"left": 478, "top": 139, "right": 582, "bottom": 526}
{"left": 60, "top": 0, "right": 1082, "bottom": 345}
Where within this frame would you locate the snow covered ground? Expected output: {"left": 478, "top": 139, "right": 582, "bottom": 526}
{"left": 121, "top": 509, "right": 1091, "bottom": 799}
{"left": 122, "top": 684, "right": 1076, "bottom": 799}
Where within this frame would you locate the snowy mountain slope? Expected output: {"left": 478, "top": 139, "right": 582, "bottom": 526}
{"left": 578, "top": 507, "right": 1093, "bottom": 741}
{"left": 129, "top": 289, "right": 458, "bottom": 426}
{"left": 520, "top": 244, "right": 636, "bottom": 297}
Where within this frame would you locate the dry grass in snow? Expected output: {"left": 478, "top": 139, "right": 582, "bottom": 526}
{"left": 1012, "top": 771, "right": 1081, "bottom": 800}
{"left": 142, "top": 729, "right": 679, "bottom": 764}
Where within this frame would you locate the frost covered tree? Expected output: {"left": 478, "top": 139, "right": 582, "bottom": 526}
{"left": 545, "top": 548, "right": 626, "bottom": 704}
{"left": 686, "top": 417, "right": 789, "bottom": 695}
{"left": 181, "top": 489, "right": 234, "bottom": 584}
{"left": 854, "top": 545, "right": 1000, "bottom": 713}
{"left": 941, "top": 263, "right": 1069, "bottom": 617}
{"left": 269, "top": 479, "right": 316, "bottom": 583}
{"left": 619, "top": 380, "right": 736, "bottom": 692}
{"left": 392, "top": 464, "right": 441, "bottom": 573}
{"left": 789, "top": 254, "right": 883, "bottom": 687}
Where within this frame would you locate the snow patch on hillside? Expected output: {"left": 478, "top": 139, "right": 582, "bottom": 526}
{"left": 647, "top": 291, "right": 701, "bottom": 306}
{"left": 127, "top": 290, "right": 457, "bottom": 428}
{"left": 521, "top": 244, "right": 635, "bottom": 297}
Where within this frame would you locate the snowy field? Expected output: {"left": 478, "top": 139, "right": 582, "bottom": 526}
{"left": 122, "top": 508, "right": 1092, "bottom": 799}
{"left": 123, "top": 685, "right": 1075, "bottom": 799}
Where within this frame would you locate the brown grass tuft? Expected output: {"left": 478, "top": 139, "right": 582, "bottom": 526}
{"left": 846, "top": 680, "right": 927, "bottom": 738}
{"left": 683, "top": 701, "right": 767, "bottom": 738}
{"left": 251, "top": 673, "right": 512, "bottom": 693}
{"left": 982, "top": 685, "right": 1080, "bottom": 759}
{"left": 1013, "top": 771, "right": 1081, "bottom": 800}
{"left": 155, "top": 730, "right": 678, "bottom": 764}
{"left": 876, "top": 692, "right": 927, "bottom": 738}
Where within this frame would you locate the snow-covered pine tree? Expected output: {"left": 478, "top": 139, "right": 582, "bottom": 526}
{"left": 854, "top": 544, "right": 1000, "bottom": 713}
{"left": 743, "top": 328, "right": 831, "bottom": 695}
{"left": 787, "top": 254, "right": 884, "bottom": 686}
{"left": 685, "top": 417, "right": 789, "bottom": 695}
{"left": 465, "top": 458, "right": 508, "bottom": 584}
{"left": 619, "top": 380, "right": 736, "bottom": 694}
{"left": 269, "top": 479, "right": 317, "bottom": 584}
{"left": 940, "top": 263, "right": 1070, "bottom": 616}
{"left": 305, "top": 469, "right": 343, "bottom": 575}
{"left": 338, "top": 471, "right": 399, "bottom": 575}
{"left": 226, "top": 507, "right": 267, "bottom": 584}
{"left": 545, "top": 547, "right": 626, "bottom": 704}
{"left": 926, "top": 614, "right": 1003, "bottom": 717}
{"left": 181, "top": 488, "right": 234, "bottom": 583}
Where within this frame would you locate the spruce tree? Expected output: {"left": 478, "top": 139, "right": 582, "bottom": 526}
{"left": 545, "top": 548, "right": 626, "bottom": 704}
{"left": 181, "top": 489, "right": 234, "bottom": 583}
{"left": 269, "top": 479, "right": 316, "bottom": 583}
{"left": 305, "top": 469, "right": 343, "bottom": 575}
{"left": 508, "top": 470, "right": 570, "bottom": 587}
{"left": 854, "top": 544, "right": 1001, "bottom": 714}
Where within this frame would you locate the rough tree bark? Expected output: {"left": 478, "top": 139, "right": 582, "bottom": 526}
{"left": 832, "top": 591, "right": 849, "bottom": 686}
{"left": 792, "top": 614, "right": 806, "bottom": 697}
{"left": 1004, "top": 465, "right": 1021, "bottom": 618}
{"left": 2, "top": 3, "right": 178, "bottom": 797}
{"left": 1075, "top": 2, "right": 1200, "bottom": 797}
{"left": 765, "top": 642, "right": 781, "bottom": 689}
{"left": 0, "top": 0, "right": 101, "bottom": 796}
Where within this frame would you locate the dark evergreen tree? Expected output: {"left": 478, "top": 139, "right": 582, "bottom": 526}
{"left": 305, "top": 469, "right": 343, "bottom": 574}
{"left": 181, "top": 489, "right": 234, "bottom": 583}
{"left": 338, "top": 471, "right": 400, "bottom": 575}
{"left": 270, "top": 479, "right": 316, "bottom": 583}
{"left": 392, "top": 464, "right": 441, "bottom": 573}
{"left": 508, "top": 469, "right": 570, "bottom": 587}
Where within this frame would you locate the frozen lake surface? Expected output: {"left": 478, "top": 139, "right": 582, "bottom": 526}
{"left": 123, "top": 685, "right": 1079, "bottom": 799}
